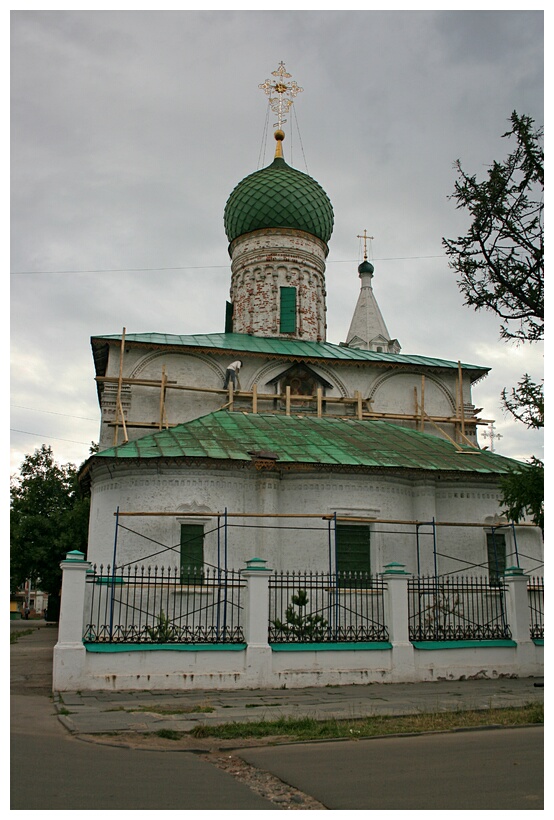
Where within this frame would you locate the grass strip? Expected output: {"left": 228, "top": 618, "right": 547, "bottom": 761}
{"left": 117, "top": 704, "right": 215, "bottom": 715}
{"left": 10, "top": 629, "right": 34, "bottom": 644}
{"left": 189, "top": 702, "right": 543, "bottom": 741}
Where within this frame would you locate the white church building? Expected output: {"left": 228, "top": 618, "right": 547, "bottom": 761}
{"left": 54, "top": 64, "right": 543, "bottom": 692}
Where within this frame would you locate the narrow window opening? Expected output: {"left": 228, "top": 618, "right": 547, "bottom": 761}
{"left": 180, "top": 523, "right": 204, "bottom": 584}
{"left": 336, "top": 524, "right": 371, "bottom": 587}
{"left": 280, "top": 286, "right": 297, "bottom": 333}
{"left": 487, "top": 532, "right": 507, "bottom": 585}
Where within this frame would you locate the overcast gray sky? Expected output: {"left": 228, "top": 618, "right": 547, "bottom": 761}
{"left": 10, "top": 9, "right": 544, "bottom": 474}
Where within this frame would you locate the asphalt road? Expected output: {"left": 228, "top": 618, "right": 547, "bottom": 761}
{"left": 240, "top": 727, "right": 544, "bottom": 810}
{"left": 11, "top": 721, "right": 278, "bottom": 810}
{"left": 11, "top": 624, "right": 276, "bottom": 810}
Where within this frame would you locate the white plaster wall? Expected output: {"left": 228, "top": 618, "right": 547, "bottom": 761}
{"left": 87, "top": 466, "right": 260, "bottom": 568}
{"left": 98, "top": 349, "right": 259, "bottom": 449}
{"left": 369, "top": 371, "right": 455, "bottom": 416}
{"left": 86, "top": 462, "right": 543, "bottom": 579}
{"left": 412, "top": 644, "right": 544, "bottom": 682}
{"left": 54, "top": 643, "right": 543, "bottom": 691}
{"left": 97, "top": 342, "right": 483, "bottom": 451}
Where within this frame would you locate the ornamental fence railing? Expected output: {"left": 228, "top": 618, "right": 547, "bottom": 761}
{"left": 408, "top": 575, "right": 512, "bottom": 641}
{"left": 82, "top": 565, "right": 543, "bottom": 646}
{"left": 83, "top": 565, "right": 245, "bottom": 644}
{"left": 528, "top": 577, "right": 544, "bottom": 640}
{"left": 268, "top": 571, "right": 389, "bottom": 643}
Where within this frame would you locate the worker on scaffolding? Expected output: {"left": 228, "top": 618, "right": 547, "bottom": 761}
{"left": 223, "top": 360, "right": 242, "bottom": 390}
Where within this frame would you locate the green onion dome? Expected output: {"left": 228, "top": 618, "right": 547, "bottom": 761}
{"left": 224, "top": 154, "right": 334, "bottom": 245}
{"left": 358, "top": 259, "right": 375, "bottom": 275}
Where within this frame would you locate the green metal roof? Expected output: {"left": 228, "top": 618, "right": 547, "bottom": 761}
{"left": 93, "top": 410, "right": 520, "bottom": 475}
{"left": 224, "top": 156, "right": 334, "bottom": 244}
{"left": 91, "top": 332, "right": 489, "bottom": 378}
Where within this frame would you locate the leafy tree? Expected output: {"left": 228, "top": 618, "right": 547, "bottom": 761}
{"left": 443, "top": 111, "right": 543, "bottom": 345}
{"left": 10, "top": 445, "right": 90, "bottom": 597}
{"left": 443, "top": 112, "right": 543, "bottom": 527}
{"left": 501, "top": 374, "right": 544, "bottom": 431}
{"left": 500, "top": 456, "right": 544, "bottom": 533}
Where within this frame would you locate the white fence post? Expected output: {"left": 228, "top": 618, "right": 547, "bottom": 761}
{"left": 382, "top": 561, "right": 415, "bottom": 682}
{"left": 503, "top": 565, "right": 539, "bottom": 675}
{"left": 504, "top": 566, "right": 531, "bottom": 643}
{"left": 52, "top": 550, "right": 91, "bottom": 691}
{"left": 242, "top": 557, "right": 273, "bottom": 686}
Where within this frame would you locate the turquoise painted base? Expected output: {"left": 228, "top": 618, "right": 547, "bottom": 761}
{"left": 84, "top": 642, "right": 247, "bottom": 652}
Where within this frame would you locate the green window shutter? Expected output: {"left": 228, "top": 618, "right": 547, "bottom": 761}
{"left": 336, "top": 524, "right": 371, "bottom": 582}
{"left": 280, "top": 286, "right": 297, "bottom": 333}
{"left": 486, "top": 533, "right": 506, "bottom": 585}
{"left": 180, "top": 524, "right": 204, "bottom": 582}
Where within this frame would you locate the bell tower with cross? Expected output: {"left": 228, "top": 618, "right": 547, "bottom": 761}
{"left": 224, "top": 63, "right": 334, "bottom": 341}
{"left": 345, "top": 230, "right": 401, "bottom": 353}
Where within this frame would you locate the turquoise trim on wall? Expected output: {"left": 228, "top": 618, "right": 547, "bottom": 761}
{"left": 532, "top": 638, "right": 544, "bottom": 646}
{"left": 271, "top": 642, "right": 392, "bottom": 652}
{"left": 84, "top": 643, "right": 247, "bottom": 653}
{"left": 412, "top": 640, "right": 517, "bottom": 650}
{"left": 83, "top": 639, "right": 529, "bottom": 653}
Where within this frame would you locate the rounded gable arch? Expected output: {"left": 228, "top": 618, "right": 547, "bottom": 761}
{"left": 368, "top": 371, "right": 456, "bottom": 416}
{"left": 131, "top": 350, "right": 225, "bottom": 385}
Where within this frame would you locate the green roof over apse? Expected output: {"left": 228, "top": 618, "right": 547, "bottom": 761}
{"left": 223, "top": 156, "right": 334, "bottom": 244}
{"left": 92, "top": 410, "right": 520, "bottom": 475}
{"left": 91, "top": 332, "right": 489, "bottom": 380}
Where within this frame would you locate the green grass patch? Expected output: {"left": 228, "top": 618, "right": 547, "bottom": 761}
{"left": 190, "top": 702, "right": 543, "bottom": 741}
{"left": 10, "top": 629, "right": 34, "bottom": 644}
{"left": 155, "top": 729, "right": 183, "bottom": 740}
{"left": 245, "top": 703, "right": 282, "bottom": 708}
{"left": 106, "top": 703, "right": 215, "bottom": 715}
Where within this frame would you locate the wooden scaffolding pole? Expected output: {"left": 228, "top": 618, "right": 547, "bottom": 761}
{"left": 355, "top": 390, "right": 362, "bottom": 420}
{"left": 158, "top": 365, "right": 168, "bottom": 430}
{"left": 114, "top": 509, "right": 536, "bottom": 528}
{"left": 458, "top": 361, "right": 466, "bottom": 440}
{"left": 113, "top": 328, "right": 128, "bottom": 446}
{"left": 99, "top": 362, "right": 492, "bottom": 436}
{"left": 413, "top": 377, "right": 426, "bottom": 432}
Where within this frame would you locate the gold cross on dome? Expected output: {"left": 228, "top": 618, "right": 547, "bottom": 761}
{"left": 357, "top": 230, "right": 374, "bottom": 260}
{"left": 259, "top": 62, "right": 303, "bottom": 130}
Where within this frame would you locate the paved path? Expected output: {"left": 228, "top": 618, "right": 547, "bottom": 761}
{"left": 56, "top": 675, "right": 544, "bottom": 735}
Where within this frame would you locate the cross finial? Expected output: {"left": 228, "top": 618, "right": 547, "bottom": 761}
{"left": 356, "top": 230, "right": 374, "bottom": 261}
{"left": 483, "top": 422, "right": 503, "bottom": 453}
{"left": 259, "top": 62, "right": 303, "bottom": 130}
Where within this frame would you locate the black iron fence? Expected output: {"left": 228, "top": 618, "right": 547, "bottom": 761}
{"left": 84, "top": 565, "right": 245, "bottom": 643}
{"left": 528, "top": 577, "right": 544, "bottom": 640}
{"left": 408, "top": 575, "right": 512, "bottom": 641}
{"left": 82, "top": 565, "right": 543, "bottom": 648}
{"left": 269, "top": 571, "right": 389, "bottom": 642}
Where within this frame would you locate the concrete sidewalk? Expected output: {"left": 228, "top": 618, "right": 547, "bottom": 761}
{"left": 11, "top": 622, "right": 543, "bottom": 738}
{"left": 55, "top": 677, "right": 544, "bottom": 736}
